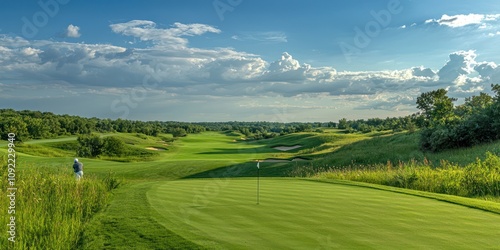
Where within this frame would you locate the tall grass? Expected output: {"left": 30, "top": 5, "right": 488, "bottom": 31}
{"left": 291, "top": 152, "right": 500, "bottom": 200}
{"left": 0, "top": 156, "right": 120, "bottom": 249}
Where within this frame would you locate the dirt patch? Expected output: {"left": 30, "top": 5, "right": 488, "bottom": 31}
{"left": 273, "top": 145, "right": 302, "bottom": 151}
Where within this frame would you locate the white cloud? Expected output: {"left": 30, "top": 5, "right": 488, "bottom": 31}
{"left": 437, "top": 50, "right": 477, "bottom": 82}
{"left": 475, "top": 61, "right": 500, "bottom": 83}
{"left": 411, "top": 66, "right": 437, "bottom": 79}
{"left": 488, "top": 31, "right": 500, "bottom": 37}
{"left": 268, "top": 52, "right": 308, "bottom": 74}
{"left": 66, "top": 24, "right": 81, "bottom": 38}
{"left": 231, "top": 31, "right": 287, "bottom": 43}
{"left": 110, "top": 20, "right": 221, "bottom": 47}
{"left": 22, "top": 47, "right": 41, "bottom": 56}
{"left": 424, "top": 13, "right": 500, "bottom": 28}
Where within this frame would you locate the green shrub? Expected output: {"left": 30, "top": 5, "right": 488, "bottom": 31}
{"left": 102, "top": 136, "right": 126, "bottom": 156}
{"left": 77, "top": 134, "right": 103, "bottom": 157}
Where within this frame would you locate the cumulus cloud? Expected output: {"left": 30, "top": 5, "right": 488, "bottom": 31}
{"left": 411, "top": 66, "right": 437, "bottom": 78}
{"left": 66, "top": 24, "right": 81, "bottom": 38}
{"left": 263, "top": 52, "right": 312, "bottom": 82}
{"left": 437, "top": 50, "right": 477, "bottom": 82}
{"left": 475, "top": 61, "right": 500, "bottom": 83}
{"left": 22, "top": 47, "right": 42, "bottom": 56}
{"left": 425, "top": 14, "right": 500, "bottom": 28}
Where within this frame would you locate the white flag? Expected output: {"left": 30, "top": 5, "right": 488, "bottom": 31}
{"left": 257, "top": 162, "right": 260, "bottom": 169}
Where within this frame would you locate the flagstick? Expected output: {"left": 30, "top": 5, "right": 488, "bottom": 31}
{"left": 257, "top": 161, "right": 260, "bottom": 205}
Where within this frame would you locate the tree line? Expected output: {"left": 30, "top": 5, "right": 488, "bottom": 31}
{"left": 336, "top": 115, "right": 420, "bottom": 133}
{"left": 0, "top": 109, "right": 205, "bottom": 142}
{"left": 0, "top": 109, "right": 332, "bottom": 142}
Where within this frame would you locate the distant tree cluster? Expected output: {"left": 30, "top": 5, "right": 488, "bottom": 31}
{"left": 0, "top": 109, "right": 206, "bottom": 142}
{"left": 417, "top": 84, "right": 500, "bottom": 151}
{"left": 0, "top": 109, "right": 339, "bottom": 142}
{"left": 199, "top": 121, "right": 328, "bottom": 139}
{"left": 336, "top": 115, "right": 420, "bottom": 133}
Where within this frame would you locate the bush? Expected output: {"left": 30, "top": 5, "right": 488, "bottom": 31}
{"left": 77, "top": 134, "right": 103, "bottom": 157}
{"left": 102, "top": 136, "right": 126, "bottom": 156}
{"left": 77, "top": 135, "right": 127, "bottom": 158}
{"left": 171, "top": 128, "right": 187, "bottom": 137}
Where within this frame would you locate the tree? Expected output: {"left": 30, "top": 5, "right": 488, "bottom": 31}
{"left": 25, "top": 117, "right": 50, "bottom": 139}
{"left": 455, "top": 92, "right": 493, "bottom": 117}
{"left": 0, "top": 116, "right": 30, "bottom": 142}
{"left": 171, "top": 127, "right": 187, "bottom": 137}
{"left": 102, "top": 136, "right": 126, "bottom": 156}
{"left": 416, "top": 89, "right": 457, "bottom": 126}
{"left": 338, "top": 118, "right": 348, "bottom": 129}
{"left": 77, "top": 134, "right": 103, "bottom": 157}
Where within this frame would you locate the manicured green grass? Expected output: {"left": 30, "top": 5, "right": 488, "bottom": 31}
{"left": 148, "top": 178, "right": 500, "bottom": 249}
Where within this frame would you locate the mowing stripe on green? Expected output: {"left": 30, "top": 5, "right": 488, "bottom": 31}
{"left": 148, "top": 178, "right": 500, "bottom": 249}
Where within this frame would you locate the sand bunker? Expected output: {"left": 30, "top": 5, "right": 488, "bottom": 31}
{"left": 146, "top": 147, "right": 165, "bottom": 151}
{"left": 261, "top": 158, "right": 308, "bottom": 163}
{"left": 261, "top": 159, "right": 290, "bottom": 163}
{"left": 291, "top": 158, "right": 308, "bottom": 161}
{"left": 273, "top": 145, "right": 302, "bottom": 151}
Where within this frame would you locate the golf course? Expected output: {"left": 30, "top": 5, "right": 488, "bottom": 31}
{"left": 2, "top": 129, "right": 500, "bottom": 249}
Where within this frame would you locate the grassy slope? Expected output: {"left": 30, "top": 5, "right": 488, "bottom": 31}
{"left": 4, "top": 129, "right": 500, "bottom": 248}
{"left": 318, "top": 130, "right": 500, "bottom": 167}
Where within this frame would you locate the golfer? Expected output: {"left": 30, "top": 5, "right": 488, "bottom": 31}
{"left": 73, "top": 158, "right": 84, "bottom": 180}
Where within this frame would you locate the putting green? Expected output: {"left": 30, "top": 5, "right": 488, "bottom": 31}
{"left": 148, "top": 178, "right": 500, "bottom": 249}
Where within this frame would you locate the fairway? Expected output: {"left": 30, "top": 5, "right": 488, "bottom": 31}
{"left": 148, "top": 178, "right": 500, "bottom": 249}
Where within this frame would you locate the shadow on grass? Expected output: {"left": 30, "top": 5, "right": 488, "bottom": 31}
{"left": 196, "top": 146, "right": 272, "bottom": 155}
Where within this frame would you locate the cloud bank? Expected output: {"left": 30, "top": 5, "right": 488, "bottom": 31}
{"left": 1, "top": 20, "right": 500, "bottom": 120}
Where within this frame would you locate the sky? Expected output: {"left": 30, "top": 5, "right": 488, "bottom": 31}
{"left": 1, "top": 0, "right": 500, "bottom": 122}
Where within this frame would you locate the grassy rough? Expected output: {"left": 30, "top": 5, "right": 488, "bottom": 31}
{"left": 299, "top": 152, "right": 500, "bottom": 199}
{"left": 0, "top": 158, "right": 118, "bottom": 249}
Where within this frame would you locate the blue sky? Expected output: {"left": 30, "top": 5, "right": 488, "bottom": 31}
{"left": 1, "top": 0, "right": 500, "bottom": 121}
